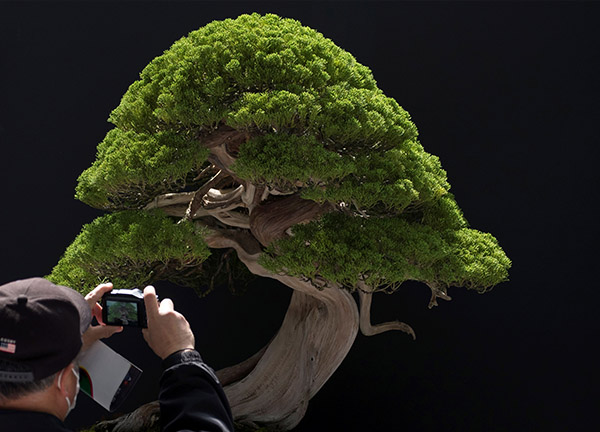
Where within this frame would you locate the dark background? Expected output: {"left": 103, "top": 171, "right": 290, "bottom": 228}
{"left": 0, "top": 1, "right": 598, "bottom": 431}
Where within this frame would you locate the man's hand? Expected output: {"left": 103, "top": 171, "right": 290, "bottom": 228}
{"left": 82, "top": 282, "right": 123, "bottom": 351}
{"left": 142, "top": 285, "right": 195, "bottom": 359}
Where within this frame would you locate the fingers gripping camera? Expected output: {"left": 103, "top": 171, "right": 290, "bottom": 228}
{"left": 101, "top": 289, "right": 157, "bottom": 328}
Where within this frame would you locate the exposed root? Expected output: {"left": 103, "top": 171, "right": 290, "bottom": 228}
{"left": 357, "top": 285, "right": 416, "bottom": 340}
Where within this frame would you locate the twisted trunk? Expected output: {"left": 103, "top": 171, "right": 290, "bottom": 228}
{"left": 204, "top": 230, "right": 359, "bottom": 429}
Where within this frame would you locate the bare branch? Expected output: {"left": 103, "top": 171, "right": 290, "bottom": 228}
{"left": 260, "top": 187, "right": 270, "bottom": 202}
{"left": 268, "top": 188, "right": 296, "bottom": 196}
{"left": 242, "top": 183, "right": 256, "bottom": 207}
{"left": 208, "top": 145, "right": 237, "bottom": 172}
{"left": 357, "top": 284, "right": 416, "bottom": 340}
{"left": 427, "top": 282, "right": 452, "bottom": 309}
{"left": 144, "top": 191, "right": 195, "bottom": 210}
{"left": 352, "top": 199, "right": 369, "bottom": 218}
{"left": 204, "top": 185, "right": 244, "bottom": 205}
{"left": 183, "top": 170, "right": 225, "bottom": 221}
{"left": 193, "top": 163, "right": 219, "bottom": 181}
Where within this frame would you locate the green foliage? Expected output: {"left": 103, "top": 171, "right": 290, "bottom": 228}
{"left": 234, "top": 136, "right": 449, "bottom": 213}
{"left": 48, "top": 210, "right": 210, "bottom": 294}
{"left": 64, "top": 13, "right": 510, "bottom": 298}
{"left": 439, "top": 229, "right": 512, "bottom": 290}
{"left": 419, "top": 193, "right": 468, "bottom": 231}
{"left": 301, "top": 140, "right": 449, "bottom": 212}
{"left": 232, "top": 133, "right": 354, "bottom": 188}
{"left": 260, "top": 212, "right": 510, "bottom": 293}
{"left": 226, "top": 86, "right": 417, "bottom": 153}
{"left": 109, "top": 13, "right": 382, "bottom": 133}
{"left": 76, "top": 129, "right": 209, "bottom": 209}
{"left": 91, "top": 13, "right": 418, "bottom": 209}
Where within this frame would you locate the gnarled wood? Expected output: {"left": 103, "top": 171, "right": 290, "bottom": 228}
{"left": 216, "top": 344, "right": 270, "bottom": 387}
{"left": 203, "top": 185, "right": 244, "bottom": 209}
{"left": 184, "top": 170, "right": 225, "bottom": 221}
{"left": 427, "top": 282, "right": 452, "bottom": 309}
{"left": 144, "top": 191, "right": 195, "bottom": 210}
{"left": 212, "top": 211, "right": 250, "bottom": 229}
{"left": 204, "top": 229, "right": 359, "bottom": 430}
{"left": 358, "top": 288, "right": 416, "bottom": 340}
{"left": 249, "top": 194, "right": 330, "bottom": 247}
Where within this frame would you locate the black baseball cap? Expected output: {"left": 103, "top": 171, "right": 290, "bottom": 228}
{"left": 0, "top": 277, "right": 92, "bottom": 382}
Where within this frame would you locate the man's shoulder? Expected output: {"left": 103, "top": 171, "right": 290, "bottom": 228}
{"left": 0, "top": 408, "right": 72, "bottom": 432}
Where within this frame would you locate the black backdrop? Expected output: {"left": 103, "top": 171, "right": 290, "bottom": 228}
{"left": 0, "top": 1, "right": 598, "bottom": 431}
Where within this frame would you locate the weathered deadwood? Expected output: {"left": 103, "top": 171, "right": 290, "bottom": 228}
{"left": 184, "top": 170, "right": 225, "bottom": 221}
{"left": 427, "top": 282, "right": 452, "bottom": 309}
{"left": 193, "top": 163, "right": 219, "bottom": 181}
{"left": 201, "top": 126, "right": 249, "bottom": 189}
{"left": 203, "top": 185, "right": 244, "bottom": 207}
{"left": 144, "top": 192, "right": 195, "bottom": 210}
{"left": 212, "top": 211, "right": 250, "bottom": 229}
{"left": 249, "top": 194, "right": 330, "bottom": 247}
{"left": 357, "top": 287, "right": 416, "bottom": 340}
{"left": 208, "top": 145, "right": 238, "bottom": 173}
{"left": 205, "top": 229, "right": 360, "bottom": 430}
{"left": 216, "top": 343, "right": 270, "bottom": 387}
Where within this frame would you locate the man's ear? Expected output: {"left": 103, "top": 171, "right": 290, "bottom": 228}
{"left": 54, "top": 363, "right": 73, "bottom": 396}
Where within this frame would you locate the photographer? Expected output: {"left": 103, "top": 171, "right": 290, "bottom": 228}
{"left": 0, "top": 278, "right": 234, "bottom": 432}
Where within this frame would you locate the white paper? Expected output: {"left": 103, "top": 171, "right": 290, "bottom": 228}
{"left": 78, "top": 341, "right": 141, "bottom": 411}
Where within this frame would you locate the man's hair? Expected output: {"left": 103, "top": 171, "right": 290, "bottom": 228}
{"left": 0, "top": 360, "right": 57, "bottom": 400}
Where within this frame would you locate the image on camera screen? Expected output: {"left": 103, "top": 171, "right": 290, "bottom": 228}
{"left": 106, "top": 300, "right": 138, "bottom": 326}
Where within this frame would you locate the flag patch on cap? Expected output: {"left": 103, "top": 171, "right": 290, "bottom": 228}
{"left": 0, "top": 338, "right": 16, "bottom": 354}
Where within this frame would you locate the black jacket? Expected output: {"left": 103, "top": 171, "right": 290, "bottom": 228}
{"left": 159, "top": 349, "right": 234, "bottom": 432}
{"left": 0, "top": 349, "right": 235, "bottom": 432}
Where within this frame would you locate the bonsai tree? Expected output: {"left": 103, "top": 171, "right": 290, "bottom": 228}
{"left": 49, "top": 13, "right": 511, "bottom": 431}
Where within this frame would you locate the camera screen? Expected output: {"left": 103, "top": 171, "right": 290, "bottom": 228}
{"left": 106, "top": 300, "right": 138, "bottom": 326}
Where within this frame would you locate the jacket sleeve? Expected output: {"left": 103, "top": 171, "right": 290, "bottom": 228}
{"left": 158, "top": 349, "right": 235, "bottom": 432}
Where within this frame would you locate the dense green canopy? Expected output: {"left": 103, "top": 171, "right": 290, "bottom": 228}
{"left": 50, "top": 210, "right": 210, "bottom": 289}
{"left": 50, "top": 13, "right": 510, "bottom": 297}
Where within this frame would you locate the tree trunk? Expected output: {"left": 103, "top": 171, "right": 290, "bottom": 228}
{"left": 206, "top": 230, "right": 360, "bottom": 430}
{"left": 225, "top": 289, "right": 358, "bottom": 430}
{"left": 95, "top": 231, "right": 359, "bottom": 432}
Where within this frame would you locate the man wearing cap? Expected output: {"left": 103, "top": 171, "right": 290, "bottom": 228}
{"left": 0, "top": 278, "right": 234, "bottom": 432}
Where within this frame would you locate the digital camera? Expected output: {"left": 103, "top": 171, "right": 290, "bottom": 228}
{"left": 101, "top": 288, "right": 153, "bottom": 328}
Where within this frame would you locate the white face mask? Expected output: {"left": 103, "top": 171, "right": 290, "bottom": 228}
{"left": 57, "top": 366, "right": 80, "bottom": 417}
